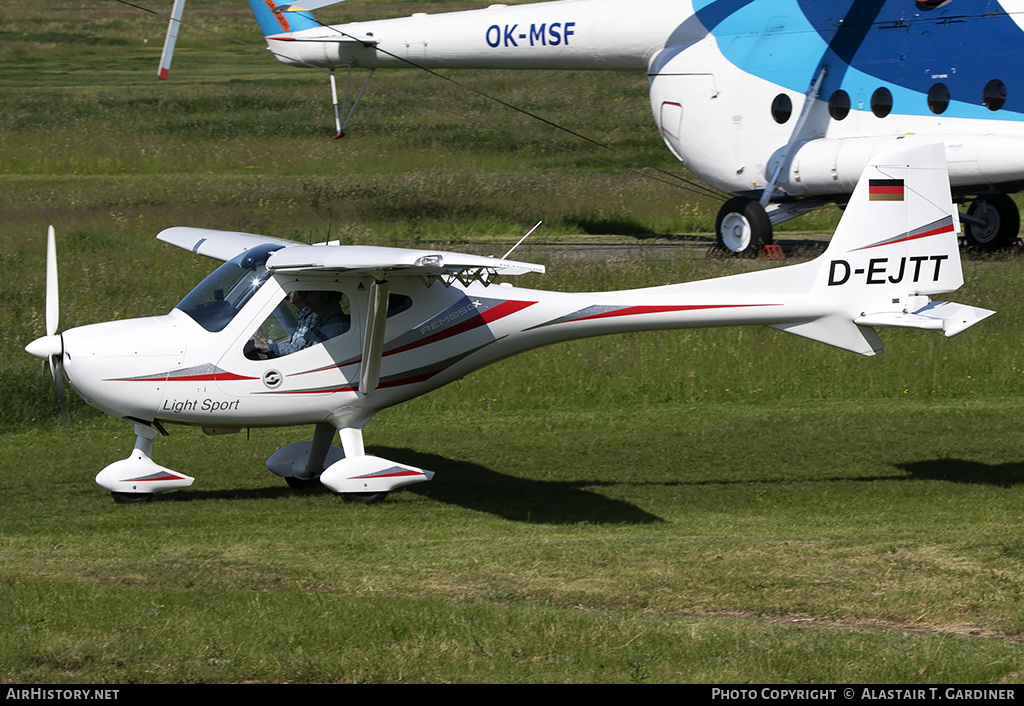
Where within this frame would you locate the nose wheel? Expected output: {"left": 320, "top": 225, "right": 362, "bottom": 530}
{"left": 111, "top": 491, "right": 154, "bottom": 504}
{"left": 341, "top": 492, "right": 389, "bottom": 505}
{"left": 715, "top": 197, "right": 773, "bottom": 254}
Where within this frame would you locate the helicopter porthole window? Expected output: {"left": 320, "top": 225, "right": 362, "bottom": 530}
{"left": 983, "top": 79, "right": 1006, "bottom": 111}
{"left": 828, "top": 90, "right": 850, "bottom": 120}
{"left": 928, "top": 83, "right": 950, "bottom": 114}
{"left": 871, "top": 87, "right": 893, "bottom": 118}
{"left": 771, "top": 94, "right": 792, "bottom": 124}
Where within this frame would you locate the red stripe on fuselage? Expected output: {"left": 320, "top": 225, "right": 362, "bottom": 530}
{"left": 571, "top": 303, "right": 779, "bottom": 322}
{"left": 386, "top": 300, "right": 536, "bottom": 356}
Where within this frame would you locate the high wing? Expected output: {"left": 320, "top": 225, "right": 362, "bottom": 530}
{"left": 158, "top": 226, "right": 545, "bottom": 277}
{"left": 265, "top": 244, "right": 545, "bottom": 278}
{"left": 158, "top": 226, "right": 298, "bottom": 261}
{"left": 158, "top": 226, "right": 545, "bottom": 394}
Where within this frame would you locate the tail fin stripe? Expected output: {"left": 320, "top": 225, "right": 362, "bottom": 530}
{"left": 851, "top": 215, "right": 955, "bottom": 251}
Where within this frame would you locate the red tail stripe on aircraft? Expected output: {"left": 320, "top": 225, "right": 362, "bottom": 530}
{"left": 852, "top": 216, "right": 956, "bottom": 251}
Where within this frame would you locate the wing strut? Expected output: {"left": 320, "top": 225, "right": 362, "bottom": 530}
{"left": 359, "top": 278, "right": 391, "bottom": 394}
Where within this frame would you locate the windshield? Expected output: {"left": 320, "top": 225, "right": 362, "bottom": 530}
{"left": 175, "top": 244, "right": 283, "bottom": 332}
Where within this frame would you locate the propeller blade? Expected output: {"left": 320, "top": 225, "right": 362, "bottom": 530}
{"left": 45, "top": 225, "right": 58, "bottom": 337}
{"left": 49, "top": 353, "right": 68, "bottom": 428}
{"left": 32, "top": 225, "right": 68, "bottom": 427}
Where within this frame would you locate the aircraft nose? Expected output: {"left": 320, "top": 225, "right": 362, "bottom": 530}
{"left": 58, "top": 315, "right": 188, "bottom": 421}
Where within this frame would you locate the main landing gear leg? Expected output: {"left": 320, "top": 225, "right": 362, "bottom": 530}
{"left": 318, "top": 426, "right": 434, "bottom": 504}
{"left": 333, "top": 427, "right": 386, "bottom": 504}
{"left": 266, "top": 422, "right": 344, "bottom": 490}
{"left": 329, "top": 66, "right": 375, "bottom": 139}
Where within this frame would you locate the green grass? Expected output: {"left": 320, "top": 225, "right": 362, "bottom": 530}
{"left": 2, "top": 0, "right": 1024, "bottom": 684}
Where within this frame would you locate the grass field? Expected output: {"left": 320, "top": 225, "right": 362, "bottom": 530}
{"left": 2, "top": 0, "right": 1024, "bottom": 684}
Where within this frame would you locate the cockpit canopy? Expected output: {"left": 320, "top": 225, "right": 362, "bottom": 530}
{"left": 175, "top": 244, "right": 283, "bottom": 332}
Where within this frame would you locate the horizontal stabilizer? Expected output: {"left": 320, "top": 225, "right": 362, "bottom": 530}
{"left": 856, "top": 301, "right": 996, "bottom": 338}
{"left": 770, "top": 316, "right": 884, "bottom": 356}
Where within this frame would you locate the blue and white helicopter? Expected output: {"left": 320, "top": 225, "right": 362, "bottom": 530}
{"left": 25, "top": 144, "right": 995, "bottom": 502}
{"left": 159, "top": 0, "right": 1024, "bottom": 253}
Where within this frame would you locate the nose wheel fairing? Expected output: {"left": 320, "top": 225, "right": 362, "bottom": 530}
{"left": 94, "top": 423, "right": 194, "bottom": 500}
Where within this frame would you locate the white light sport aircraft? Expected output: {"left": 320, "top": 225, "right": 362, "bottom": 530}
{"left": 25, "top": 143, "right": 993, "bottom": 503}
{"left": 158, "top": 0, "right": 1024, "bottom": 253}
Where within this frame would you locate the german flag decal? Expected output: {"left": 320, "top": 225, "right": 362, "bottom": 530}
{"left": 869, "top": 179, "right": 904, "bottom": 201}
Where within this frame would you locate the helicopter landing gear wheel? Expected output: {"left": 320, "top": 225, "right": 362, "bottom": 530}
{"left": 341, "top": 492, "right": 389, "bottom": 505}
{"left": 111, "top": 491, "right": 154, "bottom": 504}
{"left": 716, "top": 197, "right": 773, "bottom": 255}
{"left": 963, "top": 194, "right": 1020, "bottom": 250}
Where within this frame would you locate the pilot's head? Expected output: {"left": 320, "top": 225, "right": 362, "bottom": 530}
{"left": 306, "top": 290, "right": 342, "bottom": 311}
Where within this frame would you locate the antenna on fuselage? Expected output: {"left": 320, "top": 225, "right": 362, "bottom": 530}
{"left": 502, "top": 221, "right": 542, "bottom": 260}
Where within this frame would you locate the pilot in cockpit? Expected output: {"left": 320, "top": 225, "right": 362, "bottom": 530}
{"left": 248, "top": 290, "right": 350, "bottom": 359}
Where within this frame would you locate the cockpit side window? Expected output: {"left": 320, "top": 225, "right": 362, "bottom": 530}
{"left": 245, "top": 287, "right": 353, "bottom": 360}
{"left": 388, "top": 294, "right": 413, "bottom": 317}
{"left": 175, "top": 245, "right": 283, "bottom": 332}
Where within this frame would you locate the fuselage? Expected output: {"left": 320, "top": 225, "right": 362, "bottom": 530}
{"left": 59, "top": 253, "right": 828, "bottom": 432}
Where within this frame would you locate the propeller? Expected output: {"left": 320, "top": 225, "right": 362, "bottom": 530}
{"left": 25, "top": 225, "right": 67, "bottom": 426}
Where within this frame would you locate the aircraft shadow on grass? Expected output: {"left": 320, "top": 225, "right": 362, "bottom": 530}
{"left": 897, "top": 458, "right": 1024, "bottom": 488}
{"left": 136, "top": 454, "right": 1024, "bottom": 518}
{"left": 163, "top": 447, "right": 664, "bottom": 526}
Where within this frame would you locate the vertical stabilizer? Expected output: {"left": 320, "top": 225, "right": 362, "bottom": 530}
{"left": 248, "top": 0, "right": 322, "bottom": 36}
{"left": 770, "top": 140, "right": 992, "bottom": 352}
{"left": 819, "top": 139, "right": 963, "bottom": 297}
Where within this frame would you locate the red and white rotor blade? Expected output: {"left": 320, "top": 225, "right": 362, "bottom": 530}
{"left": 158, "top": 0, "right": 186, "bottom": 80}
